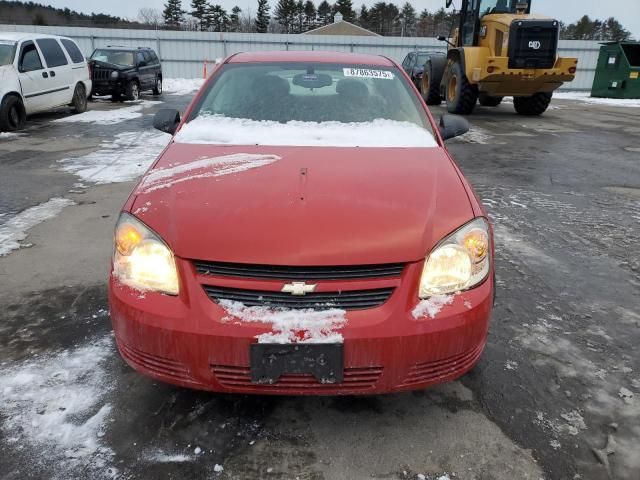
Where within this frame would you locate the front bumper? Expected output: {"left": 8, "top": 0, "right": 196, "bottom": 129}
{"left": 108, "top": 260, "right": 493, "bottom": 395}
{"left": 91, "top": 80, "right": 126, "bottom": 96}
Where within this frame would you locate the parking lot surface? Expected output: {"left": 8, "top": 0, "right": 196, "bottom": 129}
{"left": 0, "top": 91, "right": 638, "bottom": 480}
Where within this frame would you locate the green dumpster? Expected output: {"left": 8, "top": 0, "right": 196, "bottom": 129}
{"left": 591, "top": 41, "right": 640, "bottom": 99}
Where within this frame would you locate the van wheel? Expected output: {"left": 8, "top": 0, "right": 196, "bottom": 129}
{"left": 514, "top": 92, "right": 552, "bottom": 115}
{"left": 71, "top": 84, "right": 87, "bottom": 113}
{"left": 478, "top": 93, "right": 503, "bottom": 107}
{"left": 0, "top": 95, "right": 26, "bottom": 132}
{"left": 446, "top": 60, "right": 478, "bottom": 115}
{"left": 125, "top": 80, "right": 140, "bottom": 101}
{"left": 153, "top": 77, "right": 163, "bottom": 96}
{"left": 421, "top": 64, "right": 442, "bottom": 106}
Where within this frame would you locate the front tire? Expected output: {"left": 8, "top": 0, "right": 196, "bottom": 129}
{"left": 421, "top": 65, "right": 442, "bottom": 106}
{"left": 513, "top": 92, "right": 552, "bottom": 115}
{"left": 446, "top": 60, "right": 478, "bottom": 115}
{"left": 478, "top": 93, "right": 503, "bottom": 107}
{"left": 0, "top": 95, "right": 27, "bottom": 132}
{"left": 71, "top": 83, "right": 87, "bottom": 113}
{"left": 152, "top": 77, "right": 163, "bottom": 96}
{"left": 125, "top": 80, "right": 140, "bottom": 101}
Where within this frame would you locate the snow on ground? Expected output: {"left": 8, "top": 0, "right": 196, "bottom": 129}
{"left": 0, "top": 198, "right": 75, "bottom": 256}
{"left": 175, "top": 116, "right": 438, "bottom": 148}
{"left": 412, "top": 295, "right": 455, "bottom": 319}
{"left": 0, "top": 335, "right": 115, "bottom": 478}
{"left": 59, "top": 131, "right": 170, "bottom": 184}
{"left": 137, "top": 153, "right": 281, "bottom": 193}
{"left": 54, "top": 104, "right": 144, "bottom": 124}
{"left": 0, "top": 132, "right": 25, "bottom": 140}
{"left": 142, "top": 449, "right": 193, "bottom": 463}
{"left": 220, "top": 300, "right": 347, "bottom": 344}
{"left": 163, "top": 78, "right": 206, "bottom": 95}
{"left": 554, "top": 91, "right": 640, "bottom": 107}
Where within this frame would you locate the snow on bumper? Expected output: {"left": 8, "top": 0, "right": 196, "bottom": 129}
{"left": 108, "top": 261, "right": 493, "bottom": 395}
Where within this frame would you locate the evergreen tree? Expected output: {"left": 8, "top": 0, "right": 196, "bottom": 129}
{"left": 255, "top": 0, "right": 271, "bottom": 32}
{"left": 317, "top": 0, "right": 331, "bottom": 25}
{"left": 358, "top": 4, "right": 369, "bottom": 29}
{"left": 295, "top": 0, "right": 305, "bottom": 32}
{"left": 400, "top": 2, "right": 417, "bottom": 36}
{"left": 191, "top": 0, "right": 210, "bottom": 30}
{"left": 304, "top": 0, "right": 317, "bottom": 29}
{"left": 163, "top": 0, "right": 186, "bottom": 27}
{"left": 275, "top": 0, "right": 297, "bottom": 32}
{"left": 229, "top": 6, "right": 241, "bottom": 31}
{"left": 208, "top": 4, "right": 229, "bottom": 31}
{"left": 333, "top": 0, "right": 355, "bottom": 22}
{"left": 368, "top": 1, "right": 399, "bottom": 35}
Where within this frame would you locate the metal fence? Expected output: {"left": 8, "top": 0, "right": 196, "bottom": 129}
{"left": 1, "top": 24, "right": 601, "bottom": 90}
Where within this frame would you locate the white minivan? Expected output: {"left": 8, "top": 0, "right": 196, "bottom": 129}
{"left": 0, "top": 32, "right": 92, "bottom": 131}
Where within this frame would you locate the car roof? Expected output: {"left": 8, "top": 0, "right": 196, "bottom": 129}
{"left": 97, "top": 46, "right": 154, "bottom": 51}
{"left": 0, "top": 32, "right": 74, "bottom": 42}
{"left": 227, "top": 51, "right": 395, "bottom": 67}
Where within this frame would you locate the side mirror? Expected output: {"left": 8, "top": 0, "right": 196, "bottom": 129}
{"left": 438, "top": 114, "right": 469, "bottom": 141}
{"left": 437, "top": 35, "right": 447, "bottom": 42}
{"left": 153, "top": 109, "right": 180, "bottom": 135}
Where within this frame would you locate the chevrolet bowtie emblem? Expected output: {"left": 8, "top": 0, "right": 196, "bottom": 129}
{"left": 281, "top": 281, "right": 317, "bottom": 295}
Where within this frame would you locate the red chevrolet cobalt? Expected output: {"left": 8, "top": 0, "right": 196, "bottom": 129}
{"left": 108, "top": 51, "right": 494, "bottom": 394}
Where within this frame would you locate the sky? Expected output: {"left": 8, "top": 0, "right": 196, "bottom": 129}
{"left": 33, "top": 0, "right": 640, "bottom": 39}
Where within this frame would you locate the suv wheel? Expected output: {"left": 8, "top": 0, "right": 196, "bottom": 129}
{"left": 125, "top": 80, "right": 140, "bottom": 101}
{"left": 153, "top": 77, "right": 163, "bottom": 96}
{"left": 0, "top": 95, "right": 27, "bottom": 132}
{"left": 71, "top": 84, "right": 88, "bottom": 113}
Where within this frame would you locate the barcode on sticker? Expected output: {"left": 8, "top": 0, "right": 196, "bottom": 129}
{"left": 343, "top": 68, "right": 394, "bottom": 79}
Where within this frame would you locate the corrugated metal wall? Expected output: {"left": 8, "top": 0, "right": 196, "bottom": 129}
{"left": 1, "top": 24, "right": 600, "bottom": 90}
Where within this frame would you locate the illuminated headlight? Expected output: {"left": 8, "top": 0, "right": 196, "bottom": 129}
{"left": 112, "top": 213, "right": 179, "bottom": 295}
{"left": 419, "top": 218, "right": 491, "bottom": 298}
{"left": 110, "top": 71, "right": 119, "bottom": 79}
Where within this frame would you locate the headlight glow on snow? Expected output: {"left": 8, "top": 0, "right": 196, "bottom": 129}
{"left": 419, "top": 218, "right": 491, "bottom": 298}
{"left": 113, "top": 213, "right": 179, "bottom": 295}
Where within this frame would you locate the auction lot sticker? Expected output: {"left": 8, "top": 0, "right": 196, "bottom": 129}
{"left": 343, "top": 68, "right": 394, "bottom": 79}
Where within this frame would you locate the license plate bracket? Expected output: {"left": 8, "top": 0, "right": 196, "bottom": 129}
{"left": 250, "top": 343, "right": 343, "bottom": 384}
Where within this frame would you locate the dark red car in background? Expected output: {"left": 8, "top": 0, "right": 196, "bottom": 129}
{"left": 108, "top": 51, "right": 494, "bottom": 395}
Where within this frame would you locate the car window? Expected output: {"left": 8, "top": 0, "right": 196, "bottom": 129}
{"left": 19, "top": 41, "right": 43, "bottom": 72}
{"left": 136, "top": 52, "right": 146, "bottom": 65}
{"left": 60, "top": 39, "right": 85, "bottom": 64}
{"left": 401, "top": 55, "right": 410, "bottom": 69}
{"left": 408, "top": 54, "right": 416, "bottom": 69}
{"left": 191, "top": 62, "right": 430, "bottom": 129}
{"left": 35, "top": 38, "right": 69, "bottom": 68}
{"left": 91, "top": 49, "right": 135, "bottom": 67}
{"left": 0, "top": 41, "right": 16, "bottom": 66}
{"left": 149, "top": 51, "right": 159, "bottom": 64}
{"left": 142, "top": 51, "right": 152, "bottom": 63}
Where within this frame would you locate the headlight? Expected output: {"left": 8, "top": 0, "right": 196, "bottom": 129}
{"left": 112, "top": 213, "right": 179, "bottom": 295}
{"left": 419, "top": 218, "right": 490, "bottom": 298}
{"left": 110, "top": 71, "right": 119, "bottom": 79}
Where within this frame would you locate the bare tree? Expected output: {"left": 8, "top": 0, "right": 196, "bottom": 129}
{"left": 138, "top": 8, "right": 163, "bottom": 26}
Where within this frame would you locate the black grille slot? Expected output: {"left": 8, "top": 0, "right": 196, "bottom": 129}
{"left": 203, "top": 285, "right": 394, "bottom": 310}
{"left": 508, "top": 20, "right": 559, "bottom": 69}
{"left": 93, "top": 68, "right": 112, "bottom": 80}
{"left": 194, "top": 261, "right": 405, "bottom": 280}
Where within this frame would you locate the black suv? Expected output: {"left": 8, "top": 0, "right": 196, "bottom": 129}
{"left": 89, "top": 46, "right": 162, "bottom": 101}
{"left": 401, "top": 50, "right": 444, "bottom": 88}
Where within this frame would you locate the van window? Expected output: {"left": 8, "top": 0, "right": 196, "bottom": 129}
{"left": 19, "top": 42, "right": 43, "bottom": 72}
{"left": 36, "top": 38, "right": 69, "bottom": 68}
{"left": 61, "top": 39, "right": 85, "bottom": 64}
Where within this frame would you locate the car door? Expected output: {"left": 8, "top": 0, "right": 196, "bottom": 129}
{"left": 35, "top": 38, "right": 73, "bottom": 107}
{"left": 16, "top": 40, "right": 50, "bottom": 113}
{"left": 136, "top": 51, "right": 151, "bottom": 90}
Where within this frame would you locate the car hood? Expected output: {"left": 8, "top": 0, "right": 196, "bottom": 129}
{"left": 89, "top": 59, "right": 133, "bottom": 71}
{"left": 130, "top": 144, "right": 474, "bottom": 265}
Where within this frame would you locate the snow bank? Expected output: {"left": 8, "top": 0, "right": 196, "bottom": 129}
{"left": 0, "top": 132, "right": 25, "bottom": 140}
{"left": 0, "top": 336, "right": 115, "bottom": 476}
{"left": 412, "top": 295, "right": 455, "bottom": 319}
{"left": 554, "top": 91, "right": 640, "bottom": 107}
{"left": 0, "top": 198, "right": 75, "bottom": 256}
{"left": 54, "top": 104, "right": 143, "bottom": 124}
{"left": 163, "top": 78, "right": 205, "bottom": 95}
{"left": 59, "top": 130, "right": 170, "bottom": 184}
{"left": 220, "top": 300, "right": 347, "bottom": 344}
{"left": 137, "top": 153, "right": 280, "bottom": 193}
{"left": 175, "top": 116, "right": 438, "bottom": 148}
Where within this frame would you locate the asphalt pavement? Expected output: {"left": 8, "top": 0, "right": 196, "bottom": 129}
{"left": 0, "top": 92, "right": 638, "bottom": 480}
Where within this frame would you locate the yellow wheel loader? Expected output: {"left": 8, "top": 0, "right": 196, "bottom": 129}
{"left": 421, "top": 0, "right": 578, "bottom": 115}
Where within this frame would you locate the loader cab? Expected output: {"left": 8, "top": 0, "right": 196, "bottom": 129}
{"left": 449, "top": 0, "right": 531, "bottom": 47}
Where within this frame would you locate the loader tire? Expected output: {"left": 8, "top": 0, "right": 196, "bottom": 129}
{"left": 514, "top": 92, "right": 552, "bottom": 116}
{"left": 421, "top": 64, "right": 442, "bottom": 106}
{"left": 446, "top": 60, "right": 478, "bottom": 115}
{"left": 478, "top": 93, "right": 503, "bottom": 107}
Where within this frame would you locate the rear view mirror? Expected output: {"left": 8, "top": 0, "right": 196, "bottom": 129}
{"left": 292, "top": 73, "right": 333, "bottom": 89}
{"left": 153, "top": 109, "right": 180, "bottom": 135}
{"left": 437, "top": 35, "right": 447, "bottom": 41}
{"left": 438, "top": 114, "right": 469, "bottom": 141}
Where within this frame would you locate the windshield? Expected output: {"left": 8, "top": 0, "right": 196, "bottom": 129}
{"left": 90, "top": 49, "right": 134, "bottom": 67}
{"left": 191, "top": 63, "right": 428, "bottom": 127}
{"left": 417, "top": 54, "right": 429, "bottom": 66}
{"left": 479, "top": 0, "right": 529, "bottom": 16}
{"left": 0, "top": 42, "right": 16, "bottom": 66}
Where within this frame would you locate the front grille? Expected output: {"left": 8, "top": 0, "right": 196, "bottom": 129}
{"left": 194, "top": 260, "right": 405, "bottom": 280}
{"left": 203, "top": 285, "right": 394, "bottom": 310}
{"left": 508, "top": 20, "right": 559, "bottom": 69}
{"left": 212, "top": 364, "right": 383, "bottom": 390}
{"left": 92, "top": 68, "right": 113, "bottom": 80}
{"left": 119, "top": 342, "right": 195, "bottom": 383}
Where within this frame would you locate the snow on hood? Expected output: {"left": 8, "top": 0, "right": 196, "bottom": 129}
{"left": 174, "top": 116, "right": 438, "bottom": 148}
{"left": 220, "top": 300, "right": 346, "bottom": 344}
{"left": 136, "top": 153, "right": 281, "bottom": 193}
